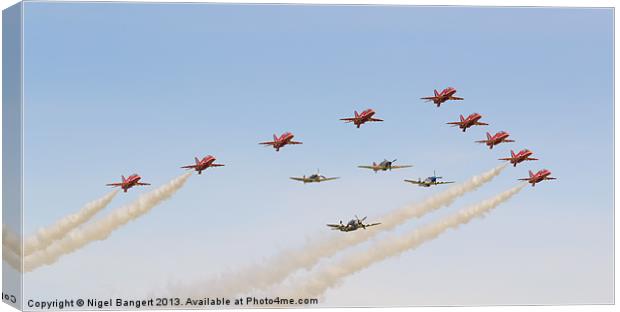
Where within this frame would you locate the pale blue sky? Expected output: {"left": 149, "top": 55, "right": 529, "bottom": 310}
{"left": 15, "top": 2, "right": 612, "bottom": 305}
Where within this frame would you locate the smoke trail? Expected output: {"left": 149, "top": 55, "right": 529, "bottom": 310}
{"left": 22, "top": 191, "right": 118, "bottom": 256}
{"left": 179, "top": 165, "right": 505, "bottom": 297}
{"left": 2, "top": 191, "right": 117, "bottom": 271}
{"left": 3, "top": 224, "right": 21, "bottom": 255}
{"left": 3, "top": 245, "right": 21, "bottom": 271}
{"left": 284, "top": 184, "right": 526, "bottom": 298}
{"left": 23, "top": 173, "right": 191, "bottom": 272}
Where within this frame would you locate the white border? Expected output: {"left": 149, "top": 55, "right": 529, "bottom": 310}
{"left": 0, "top": 1, "right": 615, "bottom": 312}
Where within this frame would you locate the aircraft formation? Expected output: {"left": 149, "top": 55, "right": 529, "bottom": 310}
{"left": 423, "top": 87, "right": 554, "bottom": 186}
{"left": 105, "top": 86, "right": 555, "bottom": 231}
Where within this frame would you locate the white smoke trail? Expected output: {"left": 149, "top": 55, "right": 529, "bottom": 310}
{"left": 2, "top": 191, "right": 117, "bottom": 271}
{"left": 22, "top": 191, "right": 118, "bottom": 256}
{"left": 3, "top": 245, "right": 21, "bottom": 271}
{"left": 179, "top": 165, "right": 505, "bottom": 297}
{"left": 283, "top": 184, "right": 526, "bottom": 298}
{"left": 3, "top": 224, "right": 21, "bottom": 255}
{"left": 23, "top": 173, "right": 191, "bottom": 272}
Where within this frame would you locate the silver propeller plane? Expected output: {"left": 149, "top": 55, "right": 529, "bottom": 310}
{"left": 358, "top": 159, "right": 413, "bottom": 173}
{"left": 290, "top": 169, "right": 339, "bottom": 184}
{"left": 327, "top": 215, "right": 381, "bottom": 232}
{"left": 404, "top": 170, "right": 455, "bottom": 187}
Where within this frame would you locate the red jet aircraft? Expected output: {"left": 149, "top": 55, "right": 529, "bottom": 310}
{"left": 519, "top": 169, "right": 556, "bottom": 187}
{"left": 340, "top": 109, "right": 384, "bottom": 128}
{"left": 446, "top": 113, "right": 489, "bottom": 132}
{"left": 421, "top": 87, "right": 464, "bottom": 107}
{"left": 259, "top": 132, "right": 303, "bottom": 151}
{"left": 499, "top": 149, "right": 538, "bottom": 167}
{"left": 476, "top": 131, "right": 515, "bottom": 149}
{"left": 106, "top": 174, "right": 151, "bottom": 192}
{"left": 181, "top": 155, "right": 225, "bottom": 174}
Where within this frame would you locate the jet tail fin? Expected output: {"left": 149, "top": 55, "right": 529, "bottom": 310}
{"left": 529, "top": 170, "right": 534, "bottom": 177}
{"left": 121, "top": 175, "right": 126, "bottom": 182}
{"left": 460, "top": 114, "right": 465, "bottom": 122}
{"left": 195, "top": 157, "right": 200, "bottom": 164}
{"left": 434, "top": 89, "right": 439, "bottom": 97}
{"left": 486, "top": 132, "right": 492, "bottom": 140}
{"left": 273, "top": 134, "right": 278, "bottom": 141}
{"left": 510, "top": 150, "right": 516, "bottom": 158}
{"left": 354, "top": 110, "right": 359, "bottom": 118}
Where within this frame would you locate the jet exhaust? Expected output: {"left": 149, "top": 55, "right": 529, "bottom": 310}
{"left": 23, "top": 173, "right": 191, "bottom": 272}
{"left": 283, "top": 183, "right": 526, "bottom": 298}
{"left": 177, "top": 165, "right": 506, "bottom": 297}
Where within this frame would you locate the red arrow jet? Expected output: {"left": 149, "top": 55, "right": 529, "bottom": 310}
{"left": 519, "top": 169, "right": 556, "bottom": 187}
{"left": 181, "top": 155, "right": 225, "bottom": 174}
{"left": 340, "top": 109, "right": 384, "bottom": 128}
{"left": 106, "top": 174, "right": 151, "bottom": 192}
{"left": 259, "top": 132, "right": 303, "bottom": 152}
{"left": 476, "top": 131, "right": 515, "bottom": 149}
{"left": 421, "top": 87, "right": 464, "bottom": 107}
{"left": 499, "top": 149, "right": 538, "bottom": 167}
{"left": 446, "top": 113, "right": 489, "bottom": 132}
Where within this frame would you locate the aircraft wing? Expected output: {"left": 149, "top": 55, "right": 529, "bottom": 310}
{"left": 475, "top": 122, "right": 489, "bottom": 126}
{"left": 446, "top": 121, "right": 462, "bottom": 125}
{"left": 290, "top": 177, "right": 307, "bottom": 182}
{"left": 326, "top": 224, "right": 343, "bottom": 230}
{"left": 340, "top": 118, "right": 356, "bottom": 122}
{"left": 369, "top": 118, "right": 384, "bottom": 122}
{"left": 210, "top": 164, "right": 225, "bottom": 167}
{"left": 106, "top": 183, "right": 123, "bottom": 187}
{"left": 320, "top": 177, "right": 340, "bottom": 182}
{"left": 449, "top": 96, "right": 464, "bottom": 100}
{"left": 181, "top": 165, "right": 197, "bottom": 169}
{"left": 498, "top": 157, "right": 514, "bottom": 161}
{"left": 137, "top": 182, "right": 151, "bottom": 186}
{"left": 518, "top": 178, "right": 531, "bottom": 181}
{"left": 365, "top": 222, "right": 381, "bottom": 228}
{"left": 288, "top": 141, "right": 303, "bottom": 145}
{"left": 390, "top": 165, "right": 413, "bottom": 169}
{"left": 404, "top": 179, "right": 424, "bottom": 185}
{"left": 546, "top": 177, "right": 557, "bottom": 180}
{"left": 503, "top": 139, "right": 515, "bottom": 142}
{"left": 420, "top": 96, "right": 436, "bottom": 100}
{"left": 357, "top": 165, "right": 377, "bottom": 170}
{"left": 475, "top": 140, "right": 489, "bottom": 143}
{"left": 435, "top": 181, "right": 455, "bottom": 185}
{"left": 259, "top": 141, "right": 276, "bottom": 146}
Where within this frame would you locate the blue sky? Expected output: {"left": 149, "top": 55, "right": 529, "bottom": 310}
{"left": 15, "top": 2, "right": 612, "bottom": 305}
